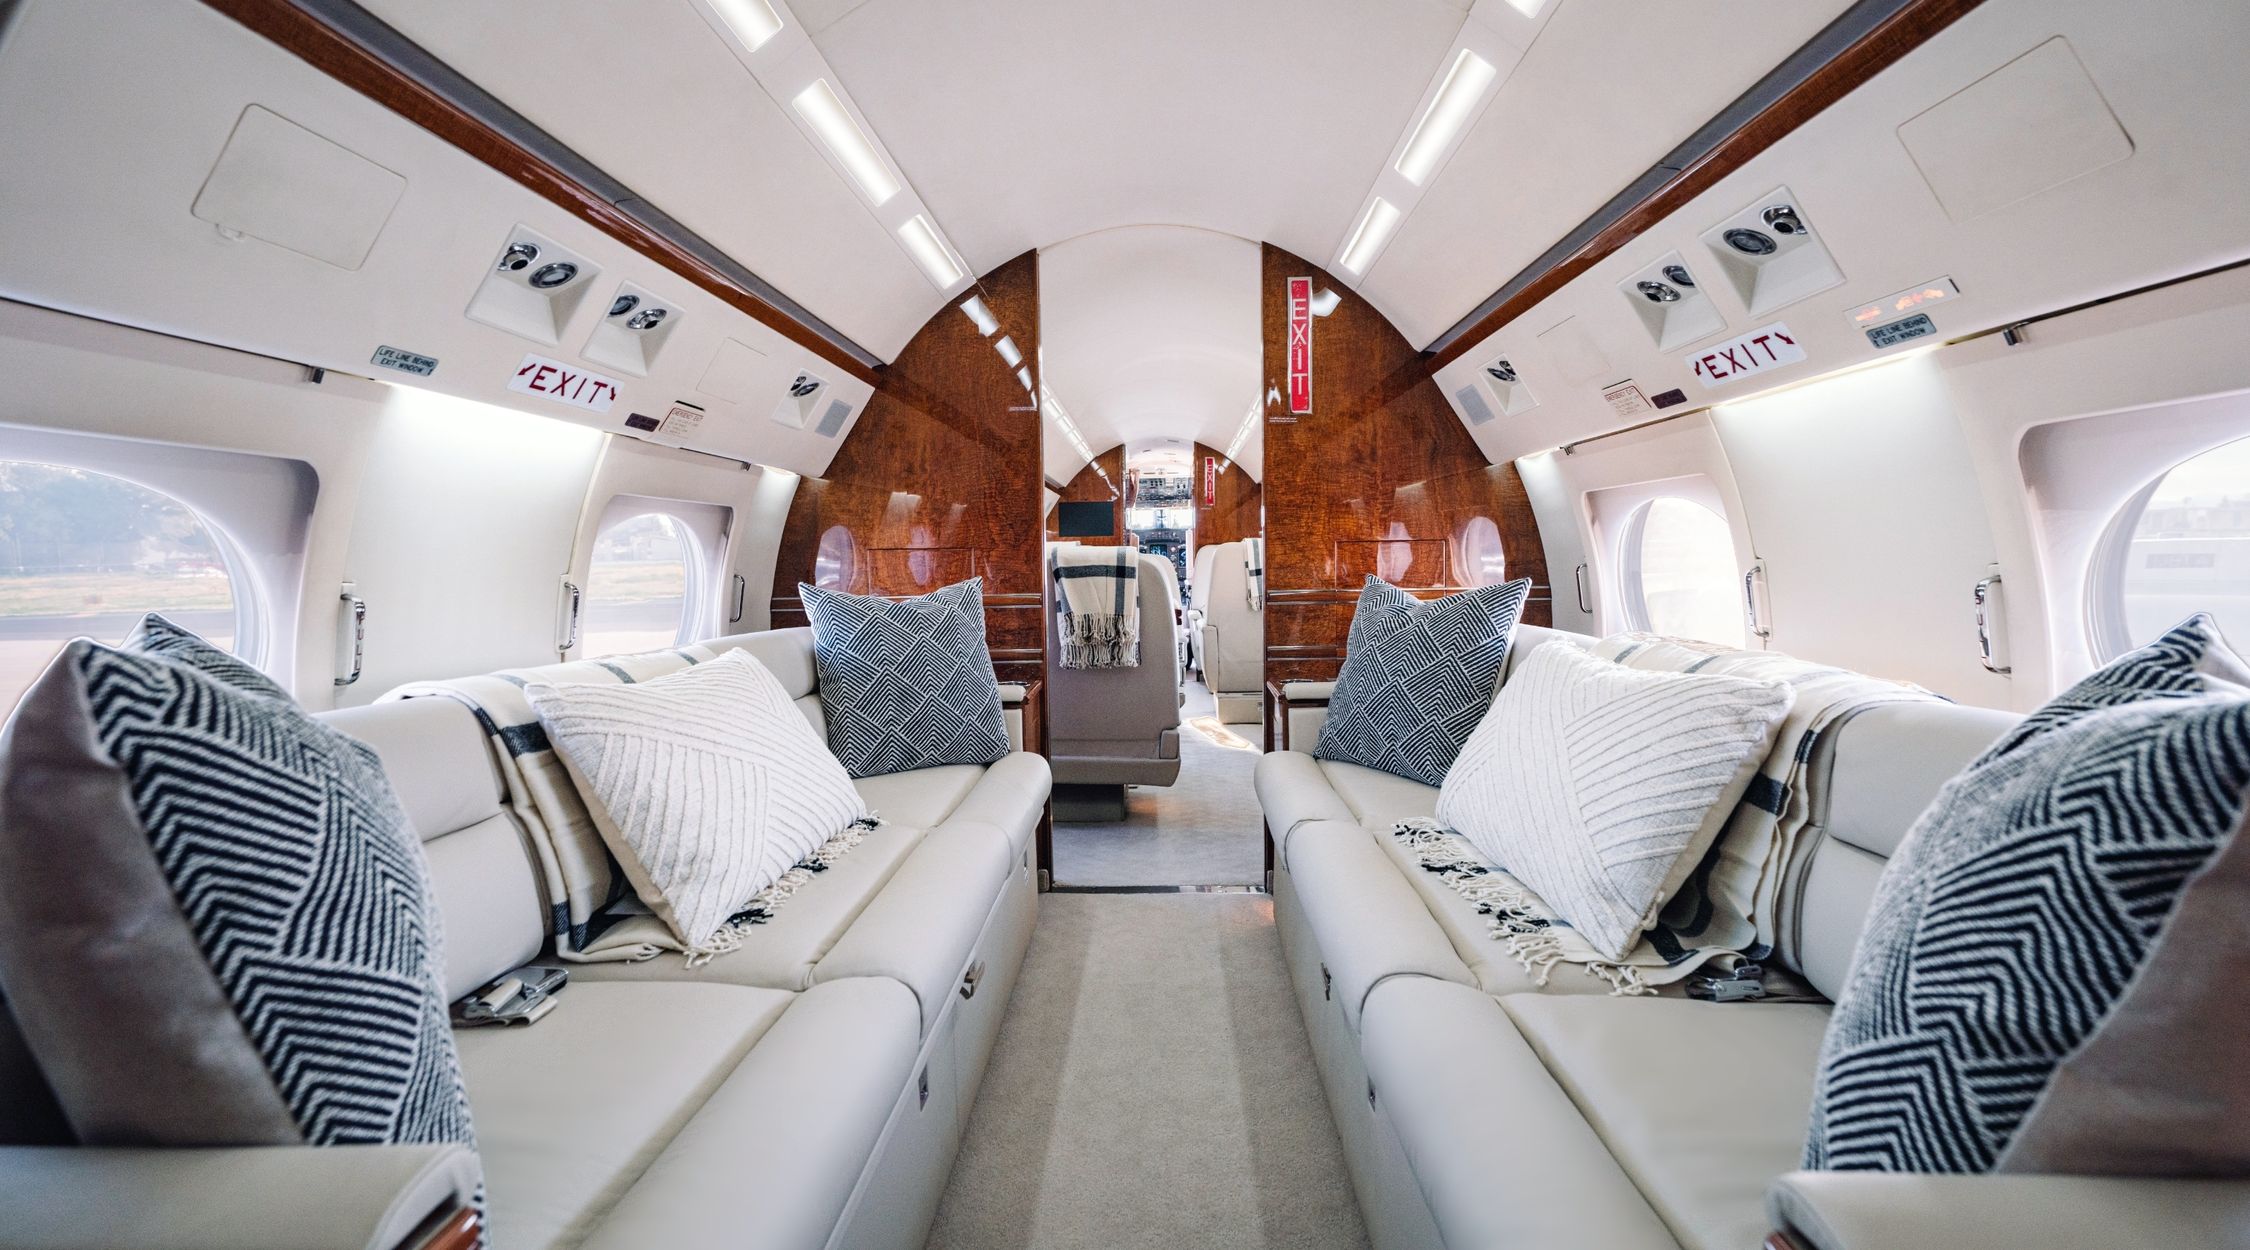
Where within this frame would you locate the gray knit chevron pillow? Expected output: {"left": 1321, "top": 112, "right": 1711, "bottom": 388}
{"left": 0, "top": 633, "right": 476, "bottom": 1167}
{"left": 1806, "top": 615, "right": 2250, "bottom": 1176}
{"left": 799, "top": 577, "right": 1009, "bottom": 778}
{"left": 1314, "top": 577, "right": 1531, "bottom": 786}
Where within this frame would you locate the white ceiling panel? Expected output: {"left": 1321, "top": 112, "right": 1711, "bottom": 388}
{"left": 803, "top": 0, "right": 1471, "bottom": 276}
{"left": 356, "top": 0, "right": 939, "bottom": 357}
{"left": 1039, "top": 226, "right": 1263, "bottom": 480}
{"left": 1364, "top": 0, "right": 1857, "bottom": 346}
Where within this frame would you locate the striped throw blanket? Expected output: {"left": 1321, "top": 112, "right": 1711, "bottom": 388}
{"left": 389, "top": 645, "right": 873, "bottom": 964}
{"left": 1244, "top": 536, "right": 1265, "bottom": 611}
{"left": 1052, "top": 545, "right": 1140, "bottom": 669}
{"left": 1396, "top": 633, "right": 1942, "bottom": 994}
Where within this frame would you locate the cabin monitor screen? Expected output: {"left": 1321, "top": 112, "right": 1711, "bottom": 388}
{"left": 1057, "top": 501, "right": 1115, "bottom": 537}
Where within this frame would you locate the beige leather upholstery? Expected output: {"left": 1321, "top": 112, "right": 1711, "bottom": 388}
{"left": 1285, "top": 822, "right": 1474, "bottom": 1031}
{"left": 1315, "top": 758, "right": 1439, "bottom": 829}
{"left": 0, "top": 1142, "right": 480, "bottom": 1250}
{"left": 1360, "top": 977, "right": 1680, "bottom": 1250}
{"left": 1252, "top": 750, "right": 1355, "bottom": 862}
{"left": 853, "top": 765, "right": 985, "bottom": 830}
{"left": 1195, "top": 540, "right": 1264, "bottom": 723}
{"left": 1766, "top": 1171, "right": 2250, "bottom": 1250}
{"left": 1505, "top": 994, "right": 1831, "bottom": 1250}
{"left": 1048, "top": 554, "right": 1184, "bottom": 786}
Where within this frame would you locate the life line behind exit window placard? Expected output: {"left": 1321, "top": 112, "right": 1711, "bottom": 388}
{"left": 508, "top": 353, "right": 620, "bottom": 413}
{"left": 1686, "top": 323, "right": 1805, "bottom": 390}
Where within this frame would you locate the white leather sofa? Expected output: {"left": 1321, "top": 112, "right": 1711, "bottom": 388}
{"left": 1257, "top": 625, "right": 2250, "bottom": 1250}
{"left": 0, "top": 626, "right": 1048, "bottom": 1250}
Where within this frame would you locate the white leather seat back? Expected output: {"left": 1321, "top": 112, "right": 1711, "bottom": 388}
{"left": 702, "top": 627, "right": 823, "bottom": 734}
{"left": 1200, "top": 541, "right": 1263, "bottom": 698}
{"left": 1048, "top": 554, "right": 1184, "bottom": 785}
{"left": 321, "top": 699, "right": 546, "bottom": 1002}
{"left": 1190, "top": 544, "right": 1219, "bottom": 613}
{"left": 1784, "top": 700, "right": 2017, "bottom": 998}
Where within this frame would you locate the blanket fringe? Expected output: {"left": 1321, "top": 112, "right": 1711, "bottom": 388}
{"left": 1061, "top": 615, "right": 1139, "bottom": 670}
{"left": 683, "top": 817, "right": 880, "bottom": 968}
{"left": 1391, "top": 820, "right": 1654, "bottom": 997}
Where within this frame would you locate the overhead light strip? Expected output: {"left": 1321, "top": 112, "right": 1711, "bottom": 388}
{"left": 707, "top": 0, "right": 784, "bottom": 51}
{"left": 1338, "top": 197, "right": 1403, "bottom": 276}
{"left": 899, "top": 214, "right": 964, "bottom": 288}
{"left": 792, "top": 79, "right": 901, "bottom": 205}
{"left": 1395, "top": 49, "right": 1498, "bottom": 185}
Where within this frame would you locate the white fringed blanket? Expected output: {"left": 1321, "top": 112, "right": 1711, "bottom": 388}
{"left": 1052, "top": 545, "right": 1140, "bottom": 669}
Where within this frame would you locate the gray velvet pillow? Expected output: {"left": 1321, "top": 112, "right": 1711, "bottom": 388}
{"left": 0, "top": 634, "right": 476, "bottom": 1164}
{"left": 1806, "top": 615, "right": 2250, "bottom": 1176}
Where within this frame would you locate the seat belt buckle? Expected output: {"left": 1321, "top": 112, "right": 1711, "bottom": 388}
{"left": 1686, "top": 962, "right": 1768, "bottom": 1003}
{"left": 454, "top": 963, "right": 569, "bottom": 1027}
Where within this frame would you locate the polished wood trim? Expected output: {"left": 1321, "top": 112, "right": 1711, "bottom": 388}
{"left": 1427, "top": 0, "right": 1988, "bottom": 370}
{"left": 1762, "top": 1232, "right": 1809, "bottom": 1250}
{"left": 198, "top": 0, "right": 881, "bottom": 387}
{"left": 410, "top": 1208, "right": 481, "bottom": 1250}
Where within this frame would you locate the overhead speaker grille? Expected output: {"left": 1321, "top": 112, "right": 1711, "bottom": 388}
{"left": 814, "top": 399, "right": 852, "bottom": 437}
{"left": 1454, "top": 385, "right": 1497, "bottom": 426}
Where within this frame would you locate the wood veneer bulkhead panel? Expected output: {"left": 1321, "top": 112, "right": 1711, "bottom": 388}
{"left": 772, "top": 252, "right": 1046, "bottom": 685}
{"left": 1044, "top": 445, "right": 1127, "bottom": 545}
{"left": 1262, "top": 243, "right": 1550, "bottom": 685}
{"left": 1192, "top": 441, "right": 1262, "bottom": 549}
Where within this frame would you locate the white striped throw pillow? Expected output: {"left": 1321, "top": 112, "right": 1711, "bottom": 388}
{"left": 526, "top": 649, "right": 869, "bottom": 952}
{"left": 1436, "top": 642, "right": 1794, "bottom": 961}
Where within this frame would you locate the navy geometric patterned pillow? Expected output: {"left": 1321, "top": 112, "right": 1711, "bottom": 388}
{"left": 123, "top": 611, "right": 291, "bottom": 701}
{"left": 1806, "top": 615, "right": 2250, "bottom": 1174}
{"left": 799, "top": 577, "right": 1010, "bottom": 779}
{"left": 0, "top": 637, "right": 477, "bottom": 1176}
{"left": 1314, "top": 576, "right": 1531, "bottom": 786}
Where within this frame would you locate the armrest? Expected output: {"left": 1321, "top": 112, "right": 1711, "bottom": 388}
{"left": 996, "top": 683, "right": 1028, "bottom": 706}
{"left": 0, "top": 1143, "right": 481, "bottom": 1250}
{"left": 1280, "top": 680, "right": 1336, "bottom": 703}
{"left": 1766, "top": 1170, "right": 2250, "bottom": 1250}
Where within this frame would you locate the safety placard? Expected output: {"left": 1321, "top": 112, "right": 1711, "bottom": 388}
{"left": 1686, "top": 323, "right": 1805, "bottom": 390}
{"left": 1286, "top": 276, "right": 1313, "bottom": 415}
{"left": 508, "top": 353, "right": 620, "bottom": 413}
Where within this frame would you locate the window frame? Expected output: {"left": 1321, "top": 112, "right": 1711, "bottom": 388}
{"left": 1586, "top": 474, "right": 1748, "bottom": 645}
{"left": 2085, "top": 436, "right": 2250, "bottom": 662}
{"left": 580, "top": 494, "right": 734, "bottom": 655}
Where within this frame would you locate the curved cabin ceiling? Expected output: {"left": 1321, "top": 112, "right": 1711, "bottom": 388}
{"left": 1038, "top": 227, "right": 1262, "bottom": 487}
{"left": 350, "top": 0, "right": 1859, "bottom": 365}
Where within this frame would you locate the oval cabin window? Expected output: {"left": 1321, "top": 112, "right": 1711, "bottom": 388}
{"left": 2093, "top": 435, "right": 2250, "bottom": 658}
{"left": 0, "top": 461, "right": 247, "bottom": 710}
{"left": 582, "top": 511, "right": 696, "bottom": 658}
{"left": 1621, "top": 496, "right": 1744, "bottom": 648}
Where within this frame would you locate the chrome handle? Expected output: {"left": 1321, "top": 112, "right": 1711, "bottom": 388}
{"left": 730, "top": 572, "right": 747, "bottom": 624}
{"left": 1974, "top": 575, "right": 2011, "bottom": 674}
{"left": 334, "top": 593, "right": 366, "bottom": 687}
{"left": 958, "top": 960, "right": 986, "bottom": 1000}
{"left": 1744, "top": 564, "right": 1771, "bottom": 639}
{"left": 1573, "top": 563, "right": 1591, "bottom": 614}
{"left": 558, "top": 580, "right": 582, "bottom": 654}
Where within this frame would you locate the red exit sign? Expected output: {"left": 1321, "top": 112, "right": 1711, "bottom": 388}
{"left": 1286, "top": 276, "right": 1313, "bottom": 415}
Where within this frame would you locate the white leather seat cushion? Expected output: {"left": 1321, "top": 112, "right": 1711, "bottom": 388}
{"left": 1359, "top": 977, "right": 1679, "bottom": 1250}
{"left": 1285, "top": 822, "right": 1474, "bottom": 1032}
{"left": 457, "top": 981, "right": 796, "bottom": 1250}
{"left": 1316, "top": 759, "right": 1438, "bottom": 828}
{"left": 576, "top": 978, "right": 920, "bottom": 1250}
{"left": 1253, "top": 752, "right": 1355, "bottom": 862}
{"left": 568, "top": 821, "right": 929, "bottom": 993}
{"left": 852, "top": 765, "right": 985, "bottom": 830}
{"left": 939, "top": 752, "right": 1053, "bottom": 861}
{"left": 1502, "top": 993, "right": 1831, "bottom": 1250}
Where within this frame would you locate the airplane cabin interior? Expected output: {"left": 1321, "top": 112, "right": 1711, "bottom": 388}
{"left": 1, "top": 0, "right": 2249, "bottom": 1247}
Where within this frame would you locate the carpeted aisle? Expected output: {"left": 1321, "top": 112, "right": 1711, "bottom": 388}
{"left": 1050, "top": 681, "right": 1267, "bottom": 887}
{"left": 926, "top": 893, "right": 1370, "bottom": 1250}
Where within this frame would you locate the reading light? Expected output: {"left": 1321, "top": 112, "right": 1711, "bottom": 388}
{"left": 529, "top": 261, "right": 578, "bottom": 289}
{"left": 898, "top": 215, "right": 963, "bottom": 288}
{"left": 608, "top": 294, "right": 640, "bottom": 317}
{"left": 1724, "top": 228, "right": 1778, "bottom": 256}
{"left": 709, "top": 0, "right": 784, "bottom": 51}
{"left": 960, "top": 296, "right": 999, "bottom": 336}
{"left": 1395, "top": 50, "right": 1498, "bottom": 185}
{"left": 793, "top": 80, "right": 901, "bottom": 206}
{"left": 1338, "top": 197, "right": 1402, "bottom": 276}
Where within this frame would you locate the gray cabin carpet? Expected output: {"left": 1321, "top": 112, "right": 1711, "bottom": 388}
{"left": 1050, "top": 681, "right": 1267, "bottom": 887}
{"left": 927, "top": 893, "right": 1370, "bottom": 1249}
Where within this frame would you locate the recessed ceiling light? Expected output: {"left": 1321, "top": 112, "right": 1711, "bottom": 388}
{"left": 995, "top": 336, "right": 1023, "bottom": 367}
{"left": 960, "top": 296, "right": 998, "bottom": 336}
{"left": 708, "top": 0, "right": 784, "bottom": 51}
{"left": 1503, "top": 0, "right": 1551, "bottom": 17}
{"left": 1395, "top": 49, "right": 1498, "bottom": 185}
{"left": 898, "top": 215, "right": 963, "bottom": 288}
{"left": 1338, "top": 197, "right": 1403, "bottom": 276}
{"left": 792, "top": 80, "right": 900, "bottom": 206}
